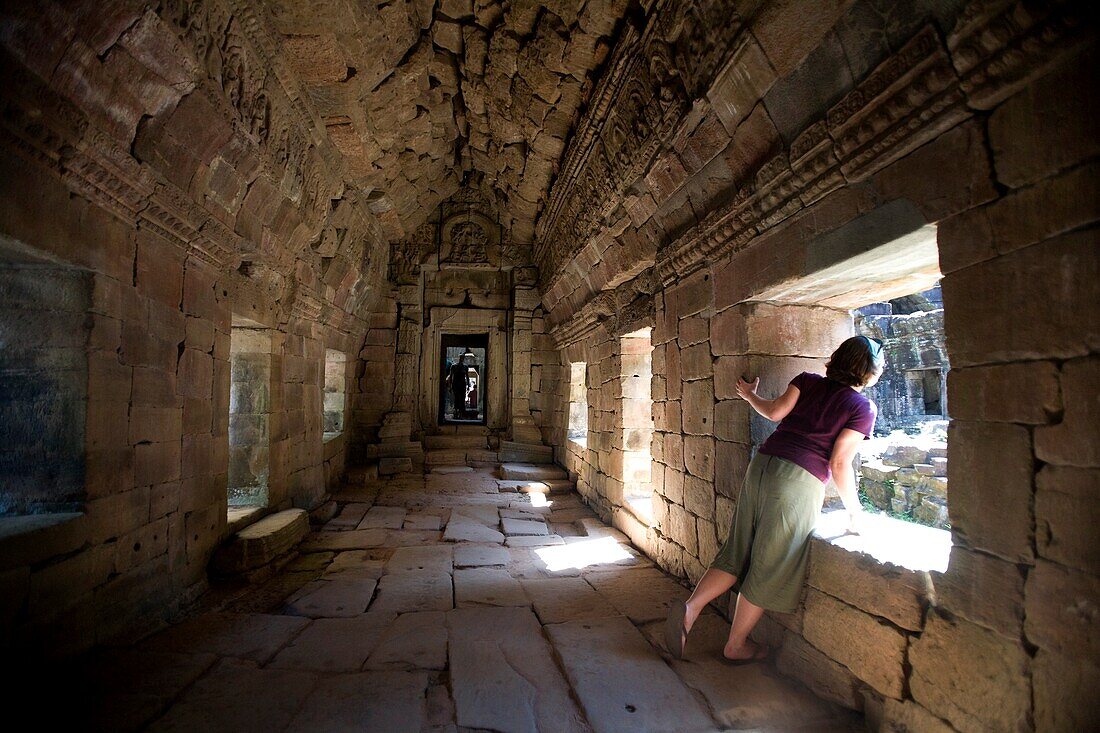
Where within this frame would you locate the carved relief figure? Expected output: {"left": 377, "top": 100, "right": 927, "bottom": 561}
{"left": 446, "top": 221, "right": 489, "bottom": 264}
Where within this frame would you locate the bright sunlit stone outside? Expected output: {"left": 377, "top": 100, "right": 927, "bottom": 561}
{"left": 535, "top": 536, "right": 633, "bottom": 573}
{"left": 815, "top": 509, "right": 950, "bottom": 572}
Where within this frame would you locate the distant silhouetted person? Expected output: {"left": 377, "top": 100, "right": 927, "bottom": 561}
{"left": 446, "top": 353, "right": 469, "bottom": 419}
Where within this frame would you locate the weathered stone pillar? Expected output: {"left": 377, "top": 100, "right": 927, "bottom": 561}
{"left": 368, "top": 284, "right": 424, "bottom": 473}
{"left": 509, "top": 285, "right": 542, "bottom": 445}
{"left": 387, "top": 284, "right": 421, "bottom": 431}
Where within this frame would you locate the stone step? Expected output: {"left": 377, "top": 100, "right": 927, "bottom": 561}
{"left": 433, "top": 425, "right": 490, "bottom": 436}
{"left": 379, "top": 456, "right": 413, "bottom": 475}
{"left": 365, "top": 442, "right": 425, "bottom": 460}
{"left": 212, "top": 509, "right": 309, "bottom": 574}
{"left": 498, "top": 440, "right": 553, "bottom": 464}
{"left": 423, "top": 434, "right": 489, "bottom": 450}
{"left": 424, "top": 449, "right": 468, "bottom": 466}
{"left": 544, "top": 478, "right": 576, "bottom": 494}
{"left": 499, "top": 463, "right": 569, "bottom": 482}
{"left": 344, "top": 464, "right": 379, "bottom": 485}
{"left": 574, "top": 517, "right": 631, "bottom": 543}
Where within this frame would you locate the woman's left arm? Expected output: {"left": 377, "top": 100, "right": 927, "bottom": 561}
{"left": 736, "top": 377, "right": 800, "bottom": 422}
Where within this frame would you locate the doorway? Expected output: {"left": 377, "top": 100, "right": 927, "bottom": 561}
{"left": 439, "top": 333, "right": 488, "bottom": 425}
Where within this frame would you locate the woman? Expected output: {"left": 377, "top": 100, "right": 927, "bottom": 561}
{"left": 665, "top": 335, "right": 884, "bottom": 663}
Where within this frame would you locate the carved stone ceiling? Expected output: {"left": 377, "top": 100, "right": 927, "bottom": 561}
{"left": 264, "top": 0, "right": 630, "bottom": 242}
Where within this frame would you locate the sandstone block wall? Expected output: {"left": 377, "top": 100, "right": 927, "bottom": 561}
{"left": 542, "top": 3, "right": 1099, "bottom": 730}
{"left": 0, "top": 0, "right": 380, "bottom": 656}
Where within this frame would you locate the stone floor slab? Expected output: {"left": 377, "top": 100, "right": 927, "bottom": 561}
{"left": 387, "top": 544, "right": 454, "bottom": 574}
{"left": 453, "top": 543, "right": 510, "bottom": 568}
{"left": 638, "top": 614, "right": 852, "bottom": 730}
{"left": 322, "top": 549, "right": 389, "bottom": 580}
{"left": 404, "top": 513, "right": 444, "bottom": 531}
{"left": 327, "top": 503, "right": 372, "bottom": 529}
{"left": 546, "top": 615, "right": 716, "bottom": 733}
{"left": 549, "top": 507, "right": 598, "bottom": 524}
{"left": 371, "top": 572, "right": 454, "bottom": 613}
{"left": 500, "top": 463, "right": 569, "bottom": 481}
{"left": 448, "top": 607, "right": 591, "bottom": 733}
{"left": 74, "top": 650, "right": 217, "bottom": 732}
{"left": 383, "top": 528, "right": 446, "bottom": 547}
{"left": 365, "top": 611, "right": 448, "bottom": 670}
{"left": 269, "top": 613, "right": 396, "bottom": 671}
{"left": 501, "top": 508, "right": 549, "bottom": 520}
{"left": 141, "top": 612, "right": 309, "bottom": 663}
{"left": 432, "top": 465, "right": 474, "bottom": 474}
{"left": 443, "top": 516, "right": 505, "bottom": 544}
{"left": 499, "top": 479, "right": 550, "bottom": 493}
{"left": 502, "top": 517, "right": 550, "bottom": 536}
{"left": 521, "top": 577, "right": 620, "bottom": 624}
{"left": 452, "top": 505, "right": 501, "bottom": 526}
{"left": 505, "top": 534, "right": 565, "bottom": 547}
{"left": 585, "top": 567, "right": 690, "bottom": 623}
{"left": 284, "top": 578, "right": 378, "bottom": 618}
{"left": 147, "top": 658, "right": 316, "bottom": 733}
{"left": 357, "top": 506, "right": 407, "bottom": 530}
{"left": 284, "top": 670, "right": 430, "bottom": 733}
{"left": 300, "top": 529, "right": 388, "bottom": 552}
{"left": 455, "top": 567, "right": 529, "bottom": 608}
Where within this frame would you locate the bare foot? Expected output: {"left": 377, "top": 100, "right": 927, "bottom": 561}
{"left": 683, "top": 602, "right": 701, "bottom": 634}
{"left": 723, "top": 638, "right": 768, "bottom": 662}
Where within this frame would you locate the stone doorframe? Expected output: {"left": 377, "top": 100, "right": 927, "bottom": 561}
{"left": 420, "top": 307, "right": 509, "bottom": 431}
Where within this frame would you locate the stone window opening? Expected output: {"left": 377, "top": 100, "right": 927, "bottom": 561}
{"left": 620, "top": 329, "right": 654, "bottom": 524}
{"left": 852, "top": 282, "right": 950, "bottom": 532}
{"left": 228, "top": 317, "right": 272, "bottom": 510}
{"left": 744, "top": 212, "right": 952, "bottom": 572}
{"left": 323, "top": 348, "right": 347, "bottom": 441}
{"left": 567, "top": 361, "right": 588, "bottom": 446}
{"left": 908, "top": 367, "right": 944, "bottom": 416}
{"left": 0, "top": 244, "right": 91, "bottom": 518}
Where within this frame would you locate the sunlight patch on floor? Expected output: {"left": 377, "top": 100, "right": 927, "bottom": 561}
{"left": 535, "top": 536, "right": 633, "bottom": 573}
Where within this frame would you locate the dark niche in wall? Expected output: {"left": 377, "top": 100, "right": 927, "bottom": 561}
{"left": 0, "top": 251, "right": 91, "bottom": 515}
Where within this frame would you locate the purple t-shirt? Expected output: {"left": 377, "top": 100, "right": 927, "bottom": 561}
{"left": 758, "top": 372, "right": 877, "bottom": 483}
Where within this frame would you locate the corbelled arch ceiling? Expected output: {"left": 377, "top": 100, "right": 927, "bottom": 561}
{"left": 264, "top": 0, "right": 632, "bottom": 244}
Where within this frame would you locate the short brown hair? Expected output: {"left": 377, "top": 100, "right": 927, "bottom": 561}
{"left": 826, "top": 336, "right": 885, "bottom": 387}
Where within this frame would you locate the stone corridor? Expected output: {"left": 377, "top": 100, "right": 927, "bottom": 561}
{"left": 1, "top": 0, "right": 1097, "bottom": 729}
{"left": 54, "top": 465, "right": 859, "bottom": 732}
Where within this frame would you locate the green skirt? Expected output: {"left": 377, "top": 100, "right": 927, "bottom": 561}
{"left": 710, "top": 452, "right": 825, "bottom": 613}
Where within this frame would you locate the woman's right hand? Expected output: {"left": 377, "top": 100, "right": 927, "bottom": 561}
{"left": 847, "top": 509, "right": 867, "bottom": 535}
{"left": 735, "top": 376, "right": 760, "bottom": 400}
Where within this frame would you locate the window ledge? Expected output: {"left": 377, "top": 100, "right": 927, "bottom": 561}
{"left": 568, "top": 436, "right": 587, "bottom": 448}
{"left": 323, "top": 431, "right": 344, "bottom": 444}
{"left": 0, "top": 512, "right": 87, "bottom": 571}
{"left": 227, "top": 506, "right": 266, "bottom": 535}
{"left": 623, "top": 496, "right": 655, "bottom": 527}
{"left": 814, "top": 509, "right": 950, "bottom": 573}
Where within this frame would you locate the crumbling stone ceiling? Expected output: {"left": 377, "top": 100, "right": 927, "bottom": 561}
{"left": 265, "top": 0, "right": 630, "bottom": 242}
